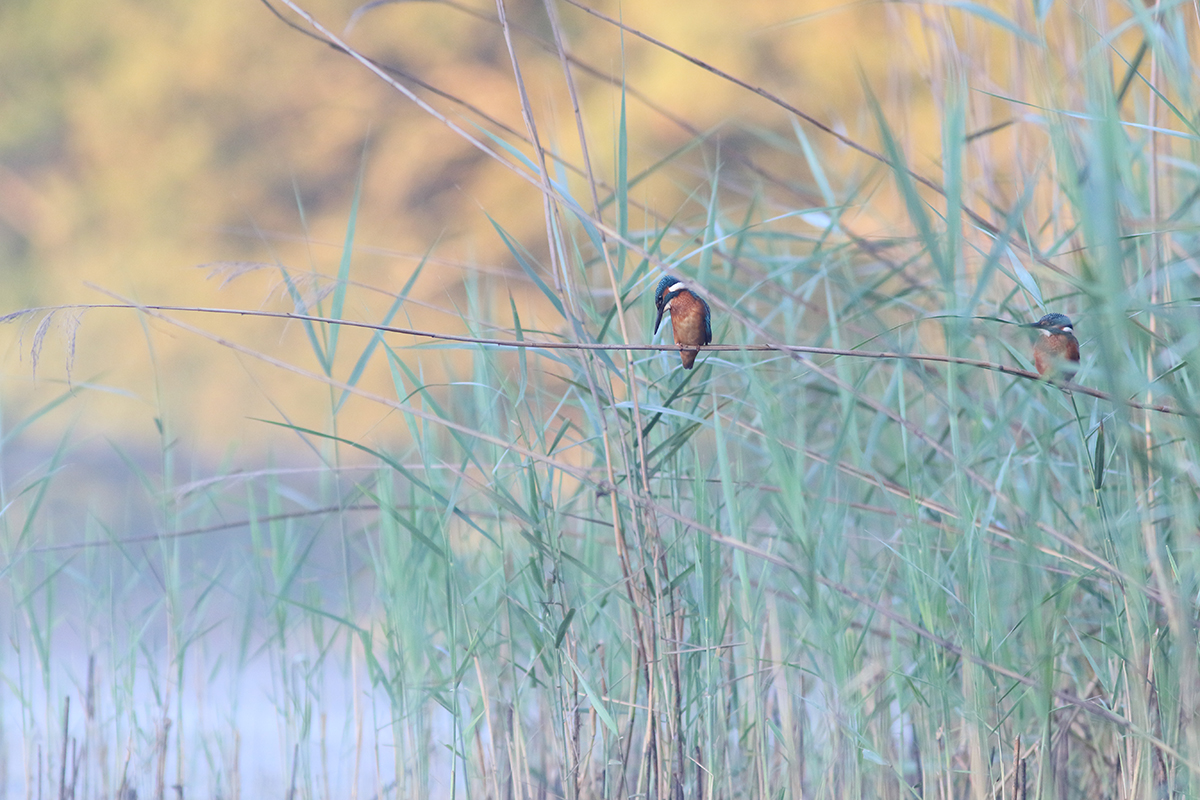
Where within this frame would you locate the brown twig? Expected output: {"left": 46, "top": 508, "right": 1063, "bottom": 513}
{"left": 4, "top": 301, "right": 1188, "bottom": 416}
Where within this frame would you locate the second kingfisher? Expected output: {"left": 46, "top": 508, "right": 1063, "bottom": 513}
{"left": 1023, "top": 313, "right": 1079, "bottom": 378}
{"left": 653, "top": 274, "right": 712, "bottom": 369}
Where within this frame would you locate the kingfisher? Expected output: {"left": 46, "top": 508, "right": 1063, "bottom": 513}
{"left": 653, "top": 274, "right": 712, "bottom": 369}
{"left": 1023, "top": 313, "right": 1079, "bottom": 378}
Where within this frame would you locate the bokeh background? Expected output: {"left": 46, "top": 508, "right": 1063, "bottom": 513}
{"left": 0, "top": 0, "right": 967, "bottom": 454}
{"left": 3, "top": 1, "right": 1195, "bottom": 798}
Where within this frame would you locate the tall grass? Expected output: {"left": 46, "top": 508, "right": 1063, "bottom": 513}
{"left": 4, "top": 1, "right": 1200, "bottom": 799}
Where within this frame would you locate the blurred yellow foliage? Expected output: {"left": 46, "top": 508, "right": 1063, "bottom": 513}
{"left": 0, "top": 0, "right": 1168, "bottom": 457}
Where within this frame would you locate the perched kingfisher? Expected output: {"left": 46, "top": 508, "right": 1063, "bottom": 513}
{"left": 653, "top": 274, "right": 712, "bottom": 369}
{"left": 1023, "top": 313, "right": 1079, "bottom": 378}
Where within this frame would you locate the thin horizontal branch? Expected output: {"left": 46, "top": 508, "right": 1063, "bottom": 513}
{"left": 4, "top": 300, "right": 1187, "bottom": 417}
{"left": 24, "top": 504, "right": 379, "bottom": 553}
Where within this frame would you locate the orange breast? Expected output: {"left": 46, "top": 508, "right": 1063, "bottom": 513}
{"left": 1034, "top": 333, "right": 1079, "bottom": 376}
{"left": 668, "top": 291, "right": 709, "bottom": 369}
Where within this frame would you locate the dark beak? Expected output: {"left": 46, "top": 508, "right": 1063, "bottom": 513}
{"left": 653, "top": 306, "right": 665, "bottom": 335}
